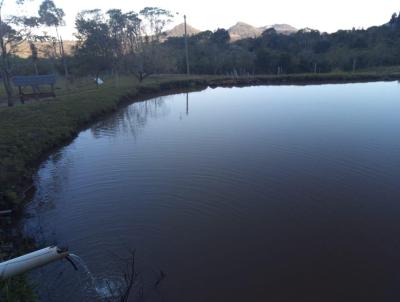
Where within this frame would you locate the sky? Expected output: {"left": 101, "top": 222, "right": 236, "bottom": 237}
{"left": 4, "top": 0, "right": 400, "bottom": 39}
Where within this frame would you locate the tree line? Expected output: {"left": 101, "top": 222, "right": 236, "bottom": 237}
{"left": 169, "top": 15, "right": 400, "bottom": 75}
{"left": 1, "top": 0, "right": 400, "bottom": 106}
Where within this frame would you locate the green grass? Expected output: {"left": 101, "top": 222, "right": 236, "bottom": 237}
{"left": 0, "top": 76, "right": 133, "bottom": 207}
{"left": 0, "top": 276, "right": 37, "bottom": 302}
{"left": 0, "top": 75, "right": 211, "bottom": 208}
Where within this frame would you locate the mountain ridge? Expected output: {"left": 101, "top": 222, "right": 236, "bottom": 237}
{"left": 167, "top": 22, "right": 298, "bottom": 41}
{"left": 15, "top": 22, "right": 298, "bottom": 58}
{"left": 166, "top": 23, "right": 201, "bottom": 37}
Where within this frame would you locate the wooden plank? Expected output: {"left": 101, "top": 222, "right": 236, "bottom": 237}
{"left": 0, "top": 210, "right": 12, "bottom": 216}
{"left": 12, "top": 75, "right": 56, "bottom": 86}
{"left": 21, "top": 92, "right": 55, "bottom": 98}
{"left": 51, "top": 84, "right": 55, "bottom": 98}
{"left": 0, "top": 243, "right": 14, "bottom": 252}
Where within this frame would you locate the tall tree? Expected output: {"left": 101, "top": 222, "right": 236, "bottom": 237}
{"left": 38, "top": 0, "right": 69, "bottom": 80}
{"left": 211, "top": 28, "right": 230, "bottom": 45}
{"left": 106, "top": 9, "right": 136, "bottom": 85}
{"left": 0, "top": 0, "right": 38, "bottom": 106}
{"left": 130, "top": 7, "right": 173, "bottom": 81}
{"left": 389, "top": 13, "right": 397, "bottom": 26}
{"left": 29, "top": 41, "right": 39, "bottom": 74}
{"left": 74, "top": 9, "right": 113, "bottom": 85}
{"left": 139, "top": 7, "right": 173, "bottom": 42}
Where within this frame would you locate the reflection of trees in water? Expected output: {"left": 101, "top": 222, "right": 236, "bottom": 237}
{"left": 28, "top": 96, "right": 171, "bottom": 246}
{"left": 22, "top": 149, "right": 77, "bottom": 302}
{"left": 24, "top": 97, "right": 171, "bottom": 301}
{"left": 26, "top": 148, "right": 75, "bottom": 249}
{"left": 90, "top": 97, "right": 170, "bottom": 139}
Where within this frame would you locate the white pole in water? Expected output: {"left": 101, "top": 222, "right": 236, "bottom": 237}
{"left": 0, "top": 246, "right": 70, "bottom": 280}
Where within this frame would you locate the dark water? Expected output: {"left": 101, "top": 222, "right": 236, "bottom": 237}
{"left": 26, "top": 82, "right": 400, "bottom": 302}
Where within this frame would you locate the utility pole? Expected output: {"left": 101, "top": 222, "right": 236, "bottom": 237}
{"left": 186, "top": 93, "right": 189, "bottom": 115}
{"left": 184, "top": 15, "right": 190, "bottom": 76}
{"left": 60, "top": 36, "right": 70, "bottom": 90}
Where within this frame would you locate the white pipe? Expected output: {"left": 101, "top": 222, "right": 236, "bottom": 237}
{"left": 0, "top": 246, "right": 69, "bottom": 280}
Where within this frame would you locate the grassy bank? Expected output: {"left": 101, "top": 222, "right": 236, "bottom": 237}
{"left": 1, "top": 71, "right": 400, "bottom": 301}
{"left": 0, "top": 75, "right": 199, "bottom": 209}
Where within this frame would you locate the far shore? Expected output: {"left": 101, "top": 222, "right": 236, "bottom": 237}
{"left": 2, "top": 71, "right": 400, "bottom": 106}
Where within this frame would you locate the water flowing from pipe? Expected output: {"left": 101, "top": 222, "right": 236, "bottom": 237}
{"left": 69, "top": 254, "right": 123, "bottom": 299}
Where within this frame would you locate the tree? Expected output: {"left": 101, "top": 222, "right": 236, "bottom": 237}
{"left": 139, "top": 7, "right": 173, "bottom": 42}
{"left": 74, "top": 9, "right": 113, "bottom": 85}
{"left": 262, "top": 27, "right": 277, "bottom": 37}
{"left": 106, "top": 9, "right": 126, "bottom": 84}
{"left": 313, "top": 40, "right": 331, "bottom": 53}
{"left": 124, "top": 11, "right": 141, "bottom": 53}
{"left": 73, "top": 7, "right": 173, "bottom": 83}
{"left": 211, "top": 28, "right": 230, "bottom": 45}
{"left": 38, "top": 0, "right": 69, "bottom": 81}
{"left": 26, "top": 30, "right": 49, "bottom": 76}
{"left": 0, "top": 0, "right": 38, "bottom": 106}
{"left": 128, "top": 7, "right": 173, "bottom": 81}
{"left": 29, "top": 41, "right": 39, "bottom": 74}
{"left": 389, "top": 13, "right": 398, "bottom": 27}
{"left": 106, "top": 9, "right": 143, "bottom": 85}
{"left": 0, "top": 15, "right": 19, "bottom": 106}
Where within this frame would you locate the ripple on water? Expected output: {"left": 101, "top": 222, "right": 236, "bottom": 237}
{"left": 27, "top": 83, "right": 400, "bottom": 302}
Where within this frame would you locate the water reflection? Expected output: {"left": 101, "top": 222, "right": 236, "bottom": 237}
{"left": 91, "top": 96, "right": 170, "bottom": 139}
{"left": 26, "top": 95, "right": 177, "bottom": 302}
{"left": 25, "top": 83, "right": 400, "bottom": 302}
{"left": 186, "top": 93, "right": 189, "bottom": 116}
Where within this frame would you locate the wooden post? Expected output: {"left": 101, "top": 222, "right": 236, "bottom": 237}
{"left": 32, "top": 85, "right": 39, "bottom": 101}
{"left": 18, "top": 86, "right": 24, "bottom": 104}
{"left": 0, "top": 210, "right": 12, "bottom": 216}
{"left": 51, "top": 84, "right": 55, "bottom": 99}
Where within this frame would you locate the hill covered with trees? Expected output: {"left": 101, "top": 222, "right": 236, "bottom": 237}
{"left": 166, "top": 14, "right": 400, "bottom": 75}
{"left": 2, "top": 1, "right": 400, "bottom": 100}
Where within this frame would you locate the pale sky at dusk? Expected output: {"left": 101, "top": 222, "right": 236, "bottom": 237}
{"left": 4, "top": 0, "right": 400, "bottom": 39}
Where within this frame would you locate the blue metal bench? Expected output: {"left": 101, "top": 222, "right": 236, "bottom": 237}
{"left": 12, "top": 75, "right": 57, "bottom": 103}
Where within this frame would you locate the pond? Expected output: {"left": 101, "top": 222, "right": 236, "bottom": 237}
{"left": 26, "top": 82, "right": 400, "bottom": 302}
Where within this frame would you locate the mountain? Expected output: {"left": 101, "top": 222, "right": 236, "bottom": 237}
{"left": 228, "top": 22, "right": 263, "bottom": 41}
{"left": 167, "top": 23, "right": 201, "bottom": 37}
{"left": 14, "top": 22, "right": 297, "bottom": 58}
{"left": 166, "top": 22, "right": 297, "bottom": 41}
{"left": 261, "top": 24, "right": 298, "bottom": 35}
{"left": 229, "top": 22, "right": 297, "bottom": 41}
{"left": 14, "top": 40, "right": 76, "bottom": 58}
